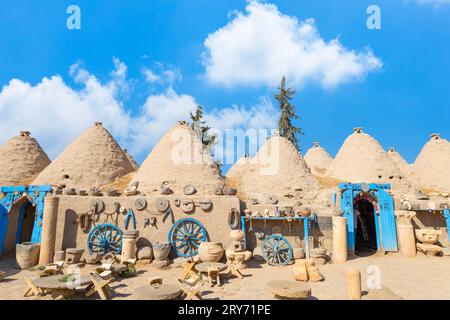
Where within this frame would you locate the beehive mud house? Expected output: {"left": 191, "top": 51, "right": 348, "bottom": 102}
{"left": 0, "top": 122, "right": 449, "bottom": 265}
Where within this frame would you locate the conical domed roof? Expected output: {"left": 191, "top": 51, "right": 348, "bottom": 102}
{"left": 123, "top": 149, "right": 139, "bottom": 171}
{"left": 33, "top": 122, "right": 134, "bottom": 189}
{"left": 412, "top": 133, "right": 450, "bottom": 193}
{"left": 131, "top": 122, "right": 224, "bottom": 195}
{"left": 386, "top": 147, "right": 411, "bottom": 177}
{"left": 0, "top": 131, "right": 50, "bottom": 186}
{"left": 326, "top": 128, "right": 410, "bottom": 190}
{"left": 304, "top": 142, "right": 333, "bottom": 176}
{"left": 227, "top": 133, "right": 317, "bottom": 204}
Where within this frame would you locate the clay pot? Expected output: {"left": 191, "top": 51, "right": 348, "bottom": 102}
{"left": 414, "top": 229, "right": 442, "bottom": 244}
{"left": 16, "top": 242, "right": 40, "bottom": 269}
{"left": 137, "top": 246, "right": 154, "bottom": 260}
{"left": 300, "top": 208, "right": 312, "bottom": 217}
{"left": 198, "top": 242, "right": 224, "bottom": 262}
{"left": 229, "top": 230, "right": 245, "bottom": 242}
{"left": 153, "top": 242, "right": 171, "bottom": 261}
{"left": 65, "top": 248, "right": 84, "bottom": 264}
{"left": 53, "top": 251, "right": 65, "bottom": 262}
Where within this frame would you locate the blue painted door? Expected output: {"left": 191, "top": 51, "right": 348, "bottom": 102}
{"left": 0, "top": 204, "right": 8, "bottom": 256}
{"left": 444, "top": 208, "right": 450, "bottom": 242}
{"left": 377, "top": 189, "right": 398, "bottom": 251}
{"left": 341, "top": 188, "right": 355, "bottom": 251}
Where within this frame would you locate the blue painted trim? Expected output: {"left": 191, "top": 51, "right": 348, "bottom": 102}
{"left": 339, "top": 183, "right": 391, "bottom": 191}
{"left": 124, "top": 209, "right": 136, "bottom": 230}
{"left": 341, "top": 188, "right": 355, "bottom": 251}
{"left": 241, "top": 216, "right": 247, "bottom": 251}
{"left": 373, "top": 207, "right": 381, "bottom": 249}
{"left": 0, "top": 204, "right": 8, "bottom": 256}
{"left": 304, "top": 218, "right": 310, "bottom": 259}
{"left": 443, "top": 208, "right": 450, "bottom": 242}
{"left": 0, "top": 185, "right": 52, "bottom": 255}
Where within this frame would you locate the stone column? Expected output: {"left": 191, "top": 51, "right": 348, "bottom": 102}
{"left": 38, "top": 196, "right": 59, "bottom": 266}
{"left": 396, "top": 210, "right": 417, "bottom": 258}
{"left": 347, "top": 268, "right": 361, "bottom": 300}
{"left": 121, "top": 230, "right": 139, "bottom": 263}
{"left": 332, "top": 216, "right": 347, "bottom": 263}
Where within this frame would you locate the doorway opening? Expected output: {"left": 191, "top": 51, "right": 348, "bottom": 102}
{"left": 2, "top": 199, "right": 36, "bottom": 256}
{"left": 354, "top": 197, "right": 378, "bottom": 255}
{"left": 16, "top": 202, "right": 36, "bottom": 244}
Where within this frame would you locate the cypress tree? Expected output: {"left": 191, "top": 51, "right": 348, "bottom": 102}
{"left": 275, "top": 76, "right": 303, "bottom": 150}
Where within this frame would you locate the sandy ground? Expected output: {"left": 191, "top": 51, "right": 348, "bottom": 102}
{"left": 1, "top": 253, "right": 450, "bottom": 300}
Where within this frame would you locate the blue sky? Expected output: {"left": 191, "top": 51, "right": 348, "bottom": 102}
{"left": 0, "top": 0, "right": 449, "bottom": 173}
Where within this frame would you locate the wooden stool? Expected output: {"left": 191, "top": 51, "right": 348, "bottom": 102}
{"left": 86, "top": 272, "right": 113, "bottom": 300}
{"left": 148, "top": 276, "right": 163, "bottom": 286}
{"left": 181, "top": 261, "right": 198, "bottom": 280}
{"left": 178, "top": 275, "right": 203, "bottom": 300}
{"left": 23, "top": 277, "right": 46, "bottom": 297}
{"left": 225, "top": 263, "right": 244, "bottom": 279}
{"left": 207, "top": 266, "right": 221, "bottom": 286}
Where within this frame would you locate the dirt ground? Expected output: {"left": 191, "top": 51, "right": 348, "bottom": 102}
{"left": 1, "top": 253, "right": 449, "bottom": 300}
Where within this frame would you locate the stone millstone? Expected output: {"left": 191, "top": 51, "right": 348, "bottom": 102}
{"left": 134, "top": 284, "right": 182, "bottom": 300}
{"left": 265, "top": 280, "right": 311, "bottom": 299}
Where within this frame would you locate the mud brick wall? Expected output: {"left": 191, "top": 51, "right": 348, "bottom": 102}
{"left": 53, "top": 195, "right": 241, "bottom": 258}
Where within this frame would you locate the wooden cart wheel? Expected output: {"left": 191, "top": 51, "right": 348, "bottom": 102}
{"left": 261, "top": 234, "right": 293, "bottom": 266}
{"left": 87, "top": 224, "right": 123, "bottom": 255}
{"left": 168, "top": 218, "right": 207, "bottom": 258}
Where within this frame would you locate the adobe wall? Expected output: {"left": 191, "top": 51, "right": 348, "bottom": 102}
{"left": 53, "top": 195, "right": 241, "bottom": 256}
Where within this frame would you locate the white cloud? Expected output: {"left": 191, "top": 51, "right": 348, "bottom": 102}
{"left": 0, "top": 60, "right": 278, "bottom": 163}
{"left": 127, "top": 87, "right": 198, "bottom": 155}
{"left": 0, "top": 67, "right": 132, "bottom": 158}
{"left": 202, "top": 0, "right": 382, "bottom": 89}
{"left": 142, "top": 62, "right": 183, "bottom": 85}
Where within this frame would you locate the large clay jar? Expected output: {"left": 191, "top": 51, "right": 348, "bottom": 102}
{"left": 153, "top": 242, "right": 171, "bottom": 261}
{"left": 198, "top": 242, "right": 224, "bottom": 262}
{"left": 414, "top": 229, "right": 441, "bottom": 244}
{"left": 16, "top": 242, "right": 40, "bottom": 269}
{"left": 229, "top": 230, "right": 245, "bottom": 242}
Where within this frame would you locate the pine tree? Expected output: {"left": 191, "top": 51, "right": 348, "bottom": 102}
{"left": 189, "top": 105, "right": 217, "bottom": 150}
{"left": 275, "top": 76, "right": 303, "bottom": 150}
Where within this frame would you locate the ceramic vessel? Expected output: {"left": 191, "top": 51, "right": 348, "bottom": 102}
{"left": 229, "top": 230, "right": 245, "bottom": 242}
{"left": 198, "top": 242, "right": 224, "bottom": 262}
{"left": 414, "top": 229, "right": 441, "bottom": 244}
{"left": 153, "top": 242, "right": 171, "bottom": 261}
{"left": 16, "top": 242, "right": 40, "bottom": 269}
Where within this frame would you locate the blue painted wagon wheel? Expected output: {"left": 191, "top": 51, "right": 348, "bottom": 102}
{"left": 261, "top": 234, "right": 293, "bottom": 266}
{"left": 168, "top": 218, "right": 207, "bottom": 258}
{"left": 87, "top": 223, "right": 123, "bottom": 255}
